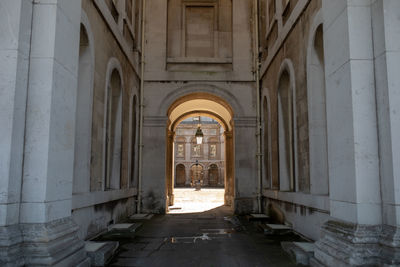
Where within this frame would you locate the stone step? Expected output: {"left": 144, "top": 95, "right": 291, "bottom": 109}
{"left": 281, "top": 241, "right": 315, "bottom": 266}
{"left": 99, "top": 223, "right": 143, "bottom": 240}
{"left": 260, "top": 223, "right": 292, "bottom": 235}
{"left": 85, "top": 241, "right": 119, "bottom": 267}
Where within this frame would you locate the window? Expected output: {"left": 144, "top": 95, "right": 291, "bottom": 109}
{"left": 185, "top": 5, "right": 216, "bottom": 58}
{"left": 177, "top": 144, "right": 185, "bottom": 157}
{"left": 192, "top": 144, "right": 202, "bottom": 157}
{"left": 209, "top": 144, "right": 217, "bottom": 158}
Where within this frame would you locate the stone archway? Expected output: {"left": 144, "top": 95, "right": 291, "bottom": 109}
{"left": 166, "top": 93, "right": 234, "bottom": 210}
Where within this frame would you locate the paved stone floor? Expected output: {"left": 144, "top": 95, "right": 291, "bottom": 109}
{"left": 108, "top": 189, "right": 297, "bottom": 266}
{"left": 168, "top": 188, "right": 225, "bottom": 214}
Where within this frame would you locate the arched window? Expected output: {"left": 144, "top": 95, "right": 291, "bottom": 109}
{"left": 263, "top": 96, "right": 271, "bottom": 189}
{"left": 130, "top": 95, "right": 137, "bottom": 187}
{"left": 175, "top": 164, "right": 186, "bottom": 187}
{"left": 73, "top": 23, "right": 94, "bottom": 194}
{"left": 307, "top": 22, "right": 328, "bottom": 195}
{"left": 105, "top": 68, "right": 123, "bottom": 190}
{"left": 278, "top": 66, "right": 295, "bottom": 192}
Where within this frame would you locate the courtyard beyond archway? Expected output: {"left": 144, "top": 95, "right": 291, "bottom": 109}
{"left": 168, "top": 188, "right": 225, "bottom": 214}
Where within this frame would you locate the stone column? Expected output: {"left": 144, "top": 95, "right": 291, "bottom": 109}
{"left": 185, "top": 164, "right": 191, "bottom": 186}
{"left": 141, "top": 116, "right": 167, "bottom": 213}
{"left": 314, "top": 1, "right": 382, "bottom": 265}
{"left": 0, "top": 1, "right": 32, "bottom": 265}
{"left": 224, "top": 131, "right": 234, "bottom": 206}
{"left": 233, "top": 118, "right": 258, "bottom": 214}
{"left": 166, "top": 130, "right": 175, "bottom": 206}
{"left": 203, "top": 140, "right": 209, "bottom": 186}
{"left": 372, "top": 0, "right": 400, "bottom": 263}
{"left": 17, "top": 0, "right": 89, "bottom": 265}
{"left": 203, "top": 164, "right": 208, "bottom": 186}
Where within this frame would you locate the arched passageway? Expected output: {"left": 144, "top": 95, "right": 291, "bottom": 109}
{"left": 166, "top": 93, "right": 234, "bottom": 211}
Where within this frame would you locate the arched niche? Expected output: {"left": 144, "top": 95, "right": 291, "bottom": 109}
{"left": 307, "top": 11, "right": 329, "bottom": 195}
{"left": 277, "top": 60, "right": 297, "bottom": 192}
{"left": 73, "top": 16, "right": 95, "bottom": 194}
{"left": 104, "top": 62, "right": 123, "bottom": 190}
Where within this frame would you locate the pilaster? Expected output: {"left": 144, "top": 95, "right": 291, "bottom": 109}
{"left": 313, "top": 0, "right": 382, "bottom": 265}
{"left": 17, "top": 0, "right": 89, "bottom": 265}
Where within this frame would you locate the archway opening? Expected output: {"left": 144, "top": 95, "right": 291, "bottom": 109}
{"left": 169, "top": 117, "right": 225, "bottom": 214}
{"left": 166, "top": 93, "right": 234, "bottom": 214}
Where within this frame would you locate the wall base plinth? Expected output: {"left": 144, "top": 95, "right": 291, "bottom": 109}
{"left": 313, "top": 220, "right": 400, "bottom": 266}
{"left": 20, "top": 217, "right": 89, "bottom": 266}
{"left": 0, "top": 225, "right": 24, "bottom": 266}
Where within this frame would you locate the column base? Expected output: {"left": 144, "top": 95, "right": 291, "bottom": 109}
{"left": 313, "top": 220, "right": 400, "bottom": 266}
{"left": 20, "top": 217, "right": 89, "bottom": 266}
{"left": 380, "top": 225, "right": 400, "bottom": 265}
{"left": 0, "top": 225, "right": 24, "bottom": 266}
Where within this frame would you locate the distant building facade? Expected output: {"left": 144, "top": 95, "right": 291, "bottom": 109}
{"left": 174, "top": 117, "right": 225, "bottom": 188}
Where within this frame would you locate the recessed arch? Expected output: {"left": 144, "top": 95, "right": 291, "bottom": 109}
{"left": 73, "top": 13, "right": 95, "bottom": 194}
{"left": 167, "top": 92, "right": 234, "bottom": 131}
{"left": 160, "top": 84, "right": 244, "bottom": 118}
{"left": 307, "top": 10, "right": 329, "bottom": 195}
{"left": 276, "top": 59, "right": 297, "bottom": 192}
{"left": 103, "top": 58, "right": 124, "bottom": 190}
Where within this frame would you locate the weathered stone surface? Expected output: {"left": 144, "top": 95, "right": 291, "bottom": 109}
{"left": 313, "top": 220, "right": 400, "bottom": 266}
{"left": 20, "top": 217, "right": 89, "bottom": 266}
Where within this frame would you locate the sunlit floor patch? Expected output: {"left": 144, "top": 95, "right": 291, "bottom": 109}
{"left": 168, "top": 188, "right": 225, "bottom": 214}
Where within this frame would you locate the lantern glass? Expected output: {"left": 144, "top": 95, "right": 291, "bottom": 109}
{"left": 195, "top": 126, "right": 204, "bottom": 144}
{"left": 196, "top": 136, "right": 203, "bottom": 145}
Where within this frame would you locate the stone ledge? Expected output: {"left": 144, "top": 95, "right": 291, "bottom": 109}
{"left": 72, "top": 188, "right": 137, "bottom": 210}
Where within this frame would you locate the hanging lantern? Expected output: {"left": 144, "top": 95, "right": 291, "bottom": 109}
{"left": 195, "top": 126, "right": 204, "bottom": 144}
